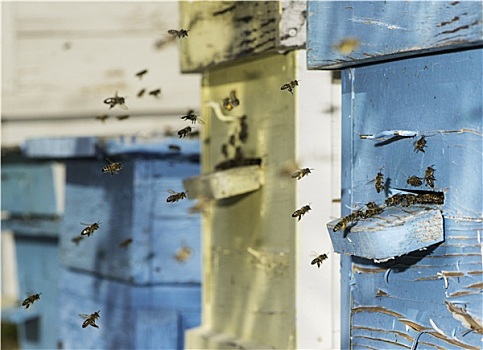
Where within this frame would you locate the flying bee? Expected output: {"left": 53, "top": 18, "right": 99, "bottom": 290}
{"left": 281, "top": 80, "right": 300, "bottom": 94}
{"left": 80, "top": 221, "right": 100, "bottom": 237}
{"left": 332, "top": 37, "right": 360, "bottom": 54}
{"left": 424, "top": 166, "right": 436, "bottom": 188}
{"left": 407, "top": 175, "right": 423, "bottom": 187}
{"left": 221, "top": 144, "right": 228, "bottom": 158}
{"left": 311, "top": 253, "right": 328, "bottom": 268}
{"left": 167, "top": 29, "right": 189, "bottom": 38}
{"left": 168, "top": 144, "right": 181, "bottom": 152}
{"left": 103, "top": 91, "right": 128, "bottom": 110}
{"left": 222, "top": 90, "right": 240, "bottom": 111}
{"left": 148, "top": 89, "right": 161, "bottom": 98}
{"left": 79, "top": 310, "right": 100, "bottom": 329}
{"left": 178, "top": 126, "right": 192, "bottom": 138}
{"left": 71, "top": 235, "right": 84, "bottom": 245}
{"left": 414, "top": 136, "right": 427, "bottom": 153}
{"left": 116, "top": 115, "right": 130, "bottom": 121}
{"left": 22, "top": 293, "right": 41, "bottom": 309}
{"left": 135, "top": 69, "right": 148, "bottom": 80}
{"left": 95, "top": 114, "right": 109, "bottom": 123}
{"left": 166, "top": 189, "right": 188, "bottom": 203}
{"left": 291, "top": 168, "right": 314, "bottom": 180}
{"left": 119, "top": 238, "right": 133, "bottom": 248}
{"left": 102, "top": 159, "right": 123, "bottom": 175}
{"left": 181, "top": 110, "right": 204, "bottom": 124}
{"left": 239, "top": 115, "right": 248, "bottom": 143}
{"left": 174, "top": 246, "right": 193, "bottom": 263}
{"left": 292, "top": 205, "right": 311, "bottom": 221}
{"left": 137, "top": 88, "right": 146, "bottom": 98}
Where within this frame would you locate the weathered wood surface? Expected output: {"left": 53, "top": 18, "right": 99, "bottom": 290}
{"left": 327, "top": 207, "right": 444, "bottom": 260}
{"left": 307, "top": 1, "right": 483, "bottom": 69}
{"left": 180, "top": 1, "right": 306, "bottom": 72}
{"left": 340, "top": 49, "right": 482, "bottom": 348}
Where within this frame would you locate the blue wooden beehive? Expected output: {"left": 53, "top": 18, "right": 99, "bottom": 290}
{"left": 308, "top": 1, "right": 482, "bottom": 348}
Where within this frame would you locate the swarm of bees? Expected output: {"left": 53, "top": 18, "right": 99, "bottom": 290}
{"left": 311, "top": 253, "right": 328, "bottom": 268}
{"left": 281, "top": 80, "right": 300, "bottom": 94}
{"left": 80, "top": 221, "right": 100, "bottom": 237}
{"left": 222, "top": 90, "right": 240, "bottom": 111}
{"left": 181, "top": 110, "right": 204, "bottom": 124}
{"left": 291, "top": 168, "right": 313, "bottom": 180}
{"left": 292, "top": 205, "right": 311, "bottom": 221}
{"left": 80, "top": 310, "right": 100, "bottom": 329}
{"left": 102, "top": 159, "right": 123, "bottom": 176}
{"left": 168, "top": 29, "right": 189, "bottom": 38}
{"left": 22, "top": 293, "right": 41, "bottom": 309}
{"left": 103, "top": 91, "right": 128, "bottom": 110}
{"left": 166, "top": 189, "right": 188, "bottom": 203}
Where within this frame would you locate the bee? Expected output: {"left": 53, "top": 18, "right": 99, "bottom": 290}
{"left": 361, "top": 202, "right": 384, "bottom": 219}
{"left": 22, "top": 293, "right": 41, "bottom": 309}
{"left": 166, "top": 189, "right": 188, "bottom": 203}
{"left": 116, "top": 115, "right": 130, "bottom": 121}
{"left": 239, "top": 115, "right": 248, "bottom": 143}
{"left": 80, "top": 221, "right": 100, "bottom": 237}
{"left": 333, "top": 210, "right": 363, "bottom": 232}
{"left": 222, "top": 90, "right": 240, "bottom": 111}
{"left": 292, "top": 205, "right": 311, "bottom": 221}
{"left": 103, "top": 91, "right": 128, "bottom": 110}
{"left": 177, "top": 126, "right": 192, "bottom": 138}
{"left": 311, "top": 253, "right": 328, "bottom": 268}
{"left": 370, "top": 169, "right": 385, "bottom": 193}
{"left": 332, "top": 37, "right": 360, "bottom": 54}
{"left": 181, "top": 110, "right": 204, "bottom": 124}
{"left": 148, "top": 89, "right": 161, "bottom": 98}
{"left": 414, "top": 136, "right": 427, "bottom": 153}
{"left": 168, "top": 144, "right": 181, "bottom": 152}
{"left": 235, "top": 146, "right": 244, "bottom": 160}
{"left": 71, "top": 235, "right": 84, "bottom": 245}
{"left": 174, "top": 246, "right": 193, "bottom": 263}
{"left": 291, "top": 168, "right": 314, "bottom": 180}
{"left": 135, "top": 69, "right": 148, "bottom": 80}
{"left": 102, "top": 159, "right": 123, "bottom": 175}
{"left": 79, "top": 310, "right": 100, "bottom": 329}
{"left": 229, "top": 134, "right": 236, "bottom": 146}
{"left": 385, "top": 194, "right": 404, "bottom": 207}
{"left": 137, "top": 88, "right": 146, "bottom": 98}
{"left": 95, "top": 114, "right": 109, "bottom": 123}
{"left": 424, "top": 166, "right": 436, "bottom": 188}
{"left": 407, "top": 175, "right": 423, "bottom": 187}
{"left": 416, "top": 193, "right": 444, "bottom": 205}
{"left": 119, "top": 238, "right": 133, "bottom": 248}
{"left": 221, "top": 144, "right": 228, "bottom": 158}
{"left": 281, "top": 80, "right": 300, "bottom": 94}
{"left": 167, "top": 29, "right": 189, "bottom": 38}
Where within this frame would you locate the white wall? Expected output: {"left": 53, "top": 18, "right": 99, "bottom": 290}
{"left": 1, "top": 2, "right": 201, "bottom": 146}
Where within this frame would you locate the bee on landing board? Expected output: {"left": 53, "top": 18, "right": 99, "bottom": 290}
{"left": 102, "top": 159, "right": 123, "bottom": 176}
{"left": 103, "top": 91, "right": 128, "bottom": 110}
{"left": 22, "top": 293, "right": 41, "bottom": 309}
{"left": 311, "top": 253, "right": 328, "bottom": 268}
{"left": 80, "top": 221, "right": 100, "bottom": 237}
{"left": 178, "top": 126, "right": 192, "bottom": 138}
{"left": 291, "top": 168, "right": 314, "bottom": 180}
{"left": 166, "top": 189, "right": 188, "bottom": 203}
{"left": 181, "top": 110, "right": 204, "bottom": 124}
{"left": 292, "top": 205, "right": 311, "bottom": 221}
{"left": 167, "top": 29, "right": 189, "bottom": 38}
{"left": 79, "top": 310, "right": 100, "bottom": 329}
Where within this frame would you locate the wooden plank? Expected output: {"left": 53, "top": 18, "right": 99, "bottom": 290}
{"left": 307, "top": 1, "right": 483, "bottom": 70}
{"left": 180, "top": 1, "right": 306, "bottom": 72}
{"left": 327, "top": 207, "right": 444, "bottom": 260}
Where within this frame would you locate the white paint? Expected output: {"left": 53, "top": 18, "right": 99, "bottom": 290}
{"left": 350, "top": 17, "right": 407, "bottom": 30}
{"left": 1, "top": 231, "right": 19, "bottom": 306}
{"left": 296, "top": 50, "right": 341, "bottom": 349}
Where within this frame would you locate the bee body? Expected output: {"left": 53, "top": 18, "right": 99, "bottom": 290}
{"left": 407, "top": 176, "right": 423, "bottom": 187}
{"left": 80, "top": 310, "right": 100, "bottom": 329}
{"left": 414, "top": 136, "right": 427, "bottom": 153}
{"left": 281, "top": 80, "right": 300, "bottom": 94}
{"left": 103, "top": 91, "right": 128, "bottom": 110}
{"left": 137, "top": 88, "right": 146, "bottom": 98}
{"left": 168, "top": 29, "right": 189, "bottom": 38}
{"left": 22, "top": 293, "right": 41, "bottom": 309}
{"left": 102, "top": 159, "right": 123, "bottom": 176}
{"left": 178, "top": 126, "right": 192, "bottom": 138}
{"left": 80, "top": 222, "right": 100, "bottom": 237}
{"left": 424, "top": 166, "right": 436, "bottom": 188}
{"left": 291, "top": 168, "right": 313, "bottom": 180}
{"left": 222, "top": 91, "right": 240, "bottom": 111}
{"left": 370, "top": 170, "right": 385, "bottom": 193}
{"left": 166, "top": 190, "right": 188, "bottom": 203}
{"left": 311, "top": 253, "right": 328, "bottom": 268}
{"left": 135, "top": 69, "right": 148, "bottom": 79}
{"left": 181, "top": 110, "right": 204, "bottom": 124}
{"left": 148, "top": 89, "right": 161, "bottom": 98}
{"left": 292, "top": 205, "right": 311, "bottom": 221}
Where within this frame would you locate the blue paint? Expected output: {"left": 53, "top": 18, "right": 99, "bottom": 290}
{"left": 307, "top": 1, "right": 483, "bottom": 69}
{"left": 338, "top": 49, "right": 482, "bottom": 347}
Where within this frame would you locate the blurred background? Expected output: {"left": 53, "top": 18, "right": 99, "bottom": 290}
{"left": 2, "top": 2, "right": 342, "bottom": 349}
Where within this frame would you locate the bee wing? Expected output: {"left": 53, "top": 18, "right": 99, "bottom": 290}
{"left": 197, "top": 117, "right": 205, "bottom": 124}
{"left": 167, "top": 29, "right": 179, "bottom": 35}
{"left": 80, "top": 222, "right": 90, "bottom": 226}
{"left": 118, "top": 103, "right": 128, "bottom": 110}
{"left": 79, "top": 314, "right": 90, "bottom": 319}
{"left": 167, "top": 189, "right": 176, "bottom": 194}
